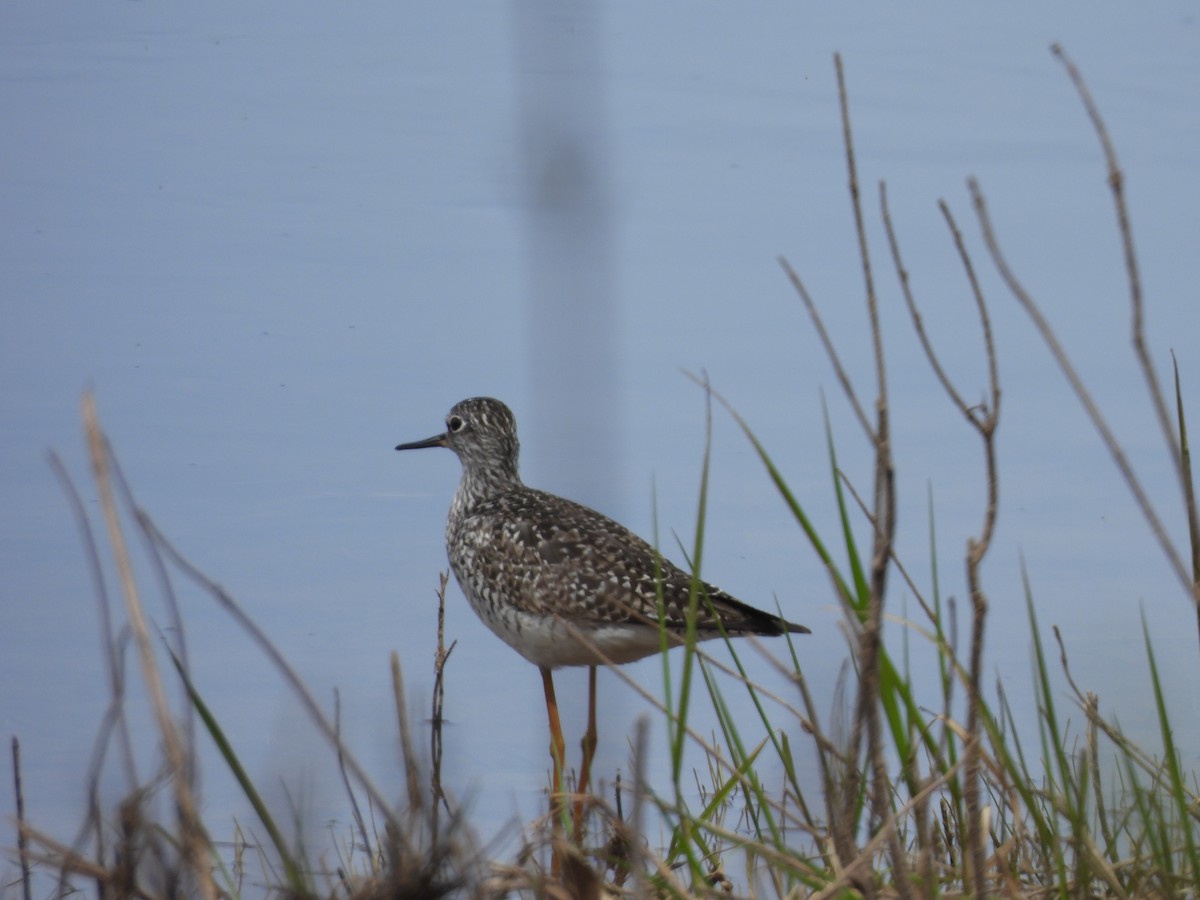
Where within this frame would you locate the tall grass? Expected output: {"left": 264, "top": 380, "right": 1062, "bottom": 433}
{"left": 9, "top": 46, "right": 1199, "bottom": 898}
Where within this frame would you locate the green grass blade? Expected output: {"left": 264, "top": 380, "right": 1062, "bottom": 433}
{"left": 821, "top": 395, "right": 871, "bottom": 615}
{"left": 1171, "top": 355, "right": 1200, "bottom": 653}
{"left": 1142, "top": 614, "right": 1200, "bottom": 887}
{"left": 1024, "top": 572, "right": 1075, "bottom": 889}
{"left": 664, "top": 737, "right": 769, "bottom": 862}
{"left": 166, "top": 648, "right": 308, "bottom": 893}
{"left": 697, "top": 649, "right": 784, "bottom": 847}
{"left": 707, "top": 386, "right": 855, "bottom": 603}
{"left": 671, "top": 389, "right": 715, "bottom": 785}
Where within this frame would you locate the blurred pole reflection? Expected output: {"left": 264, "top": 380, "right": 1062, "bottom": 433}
{"left": 511, "top": 0, "right": 621, "bottom": 515}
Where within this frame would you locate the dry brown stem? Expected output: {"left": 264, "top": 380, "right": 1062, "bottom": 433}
{"left": 47, "top": 450, "right": 140, "bottom": 795}
{"left": 1053, "top": 43, "right": 1200, "bottom": 651}
{"left": 777, "top": 258, "right": 873, "bottom": 444}
{"left": 18, "top": 824, "right": 163, "bottom": 900}
{"left": 391, "top": 653, "right": 424, "bottom": 820}
{"left": 431, "top": 570, "right": 458, "bottom": 832}
{"left": 11, "top": 738, "right": 32, "bottom": 900}
{"left": 81, "top": 393, "right": 217, "bottom": 900}
{"left": 137, "top": 505, "right": 407, "bottom": 840}
{"left": 880, "top": 177, "right": 1001, "bottom": 900}
{"left": 836, "top": 51, "right": 908, "bottom": 899}
{"left": 1051, "top": 47, "right": 1169, "bottom": 473}
{"left": 777, "top": 51, "right": 912, "bottom": 896}
{"left": 968, "top": 180, "right": 1192, "bottom": 601}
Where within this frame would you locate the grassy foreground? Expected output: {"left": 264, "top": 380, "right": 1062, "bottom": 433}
{"left": 9, "top": 47, "right": 1200, "bottom": 899}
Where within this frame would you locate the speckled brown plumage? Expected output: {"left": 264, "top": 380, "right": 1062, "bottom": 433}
{"left": 396, "top": 397, "right": 809, "bottom": 670}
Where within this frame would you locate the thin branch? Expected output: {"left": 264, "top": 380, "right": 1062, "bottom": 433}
{"left": 837, "top": 468, "right": 937, "bottom": 627}
{"left": 837, "top": 64, "right": 886, "bottom": 418}
{"left": 939, "top": 199, "right": 1002, "bottom": 435}
{"left": 969, "top": 179, "right": 1193, "bottom": 598}
{"left": 431, "top": 571, "right": 457, "bottom": 830}
{"left": 778, "top": 256, "right": 874, "bottom": 442}
{"left": 880, "top": 170, "right": 1003, "bottom": 900}
{"left": 1051, "top": 45, "right": 1198, "bottom": 620}
{"left": 1051, "top": 46, "right": 1174, "bottom": 468}
{"left": 835, "top": 51, "right": 908, "bottom": 899}
{"left": 12, "top": 737, "right": 33, "bottom": 900}
{"left": 880, "top": 185, "right": 975, "bottom": 420}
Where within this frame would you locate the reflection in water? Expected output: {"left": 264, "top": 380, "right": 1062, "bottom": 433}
{"left": 512, "top": 0, "right": 622, "bottom": 515}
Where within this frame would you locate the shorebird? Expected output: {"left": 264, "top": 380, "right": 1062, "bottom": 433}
{"left": 395, "top": 397, "right": 809, "bottom": 829}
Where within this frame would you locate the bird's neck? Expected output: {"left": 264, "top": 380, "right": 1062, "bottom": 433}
{"left": 451, "top": 460, "right": 522, "bottom": 516}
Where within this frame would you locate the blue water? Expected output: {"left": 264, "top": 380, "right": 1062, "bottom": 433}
{"left": 3, "top": 1, "right": 1199, "bottom": 891}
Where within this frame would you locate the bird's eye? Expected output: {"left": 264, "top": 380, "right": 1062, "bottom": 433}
{"left": 448, "top": 416, "right": 465, "bottom": 433}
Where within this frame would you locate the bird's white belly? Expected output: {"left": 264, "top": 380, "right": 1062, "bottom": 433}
{"left": 452, "top": 572, "right": 665, "bottom": 668}
{"left": 488, "top": 608, "right": 666, "bottom": 668}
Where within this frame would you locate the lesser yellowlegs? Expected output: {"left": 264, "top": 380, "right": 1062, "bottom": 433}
{"left": 395, "top": 397, "right": 809, "bottom": 826}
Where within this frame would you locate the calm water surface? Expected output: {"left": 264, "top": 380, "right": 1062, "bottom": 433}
{"left": 3, "top": 1, "right": 1199, "bottom": 888}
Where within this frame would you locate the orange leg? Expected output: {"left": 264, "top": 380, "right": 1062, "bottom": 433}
{"left": 540, "top": 666, "right": 566, "bottom": 875}
{"left": 573, "top": 665, "right": 598, "bottom": 837}
{"left": 540, "top": 665, "right": 567, "bottom": 790}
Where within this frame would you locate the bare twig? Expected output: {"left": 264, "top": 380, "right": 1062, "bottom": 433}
{"left": 833, "top": 52, "right": 907, "bottom": 899}
{"left": 939, "top": 200, "right": 1003, "bottom": 438}
{"left": 1051, "top": 46, "right": 1172, "bottom": 469}
{"left": 969, "top": 179, "right": 1193, "bottom": 599}
{"left": 12, "top": 737, "right": 33, "bottom": 900}
{"left": 778, "top": 257, "right": 874, "bottom": 442}
{"left": 837, "top": 467, "right": 938, "bottom": 625}
{"left": 431, "top": 571, "right": 457, "bottom": 831}
{"left": 1051, "top": 45, "right": 1199, "bottom": 629}
{"left": 775, "top": 53, "right": 910, "bottom": 893}
{"left": 881, "top": 180, "right": 1001, "bottom": 899}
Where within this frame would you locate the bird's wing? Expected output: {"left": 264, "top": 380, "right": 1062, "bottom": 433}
{"left": 461, "top": 489, "right": 798, "bottom": 635}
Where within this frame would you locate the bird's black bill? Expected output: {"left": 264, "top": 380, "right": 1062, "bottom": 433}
{"left": 395, "top": 433, "right": 448, "bottom": 451}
